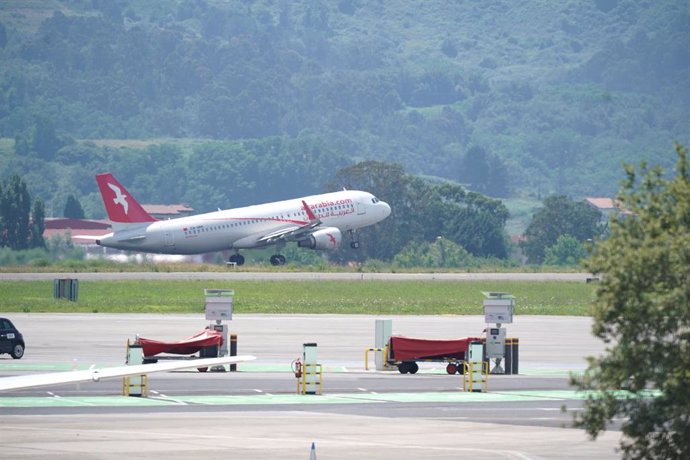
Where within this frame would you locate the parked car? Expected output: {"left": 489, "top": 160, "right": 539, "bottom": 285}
{"left": 0, "top": 317, "right": 25, "bottom": 359}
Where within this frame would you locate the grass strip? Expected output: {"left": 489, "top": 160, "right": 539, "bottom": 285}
{"left": 0, "top": 280, "right": 594, "bottom": 315}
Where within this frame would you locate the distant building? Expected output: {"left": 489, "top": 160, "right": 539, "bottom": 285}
{"left": 585, "top": 197, "right": 631, "bottom": 223}
{"left": 43, "top": 218, "right": 110, "bottom": 247}
{"left": 141, "top": 204, "right": 194, "bottom": 220}
{"left": 43, "top": 203, "right": 196, "bottom": 261}
{"left": 585, "top": 197, "right": 617, "bottom": 213}
{"left": 43, "top": 203, "right": 195, "bottom": 245}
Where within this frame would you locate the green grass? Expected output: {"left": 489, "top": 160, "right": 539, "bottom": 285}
{"left": 0, "top": 280, "right": 595, "bottom": 315}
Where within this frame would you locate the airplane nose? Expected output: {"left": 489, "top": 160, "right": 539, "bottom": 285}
{"left": 381, "top": 201, "right": 391, "bottom": 218}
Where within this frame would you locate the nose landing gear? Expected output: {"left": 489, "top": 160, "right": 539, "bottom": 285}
{"left": 348, "top": 230, "right": 360, "bottom": 249}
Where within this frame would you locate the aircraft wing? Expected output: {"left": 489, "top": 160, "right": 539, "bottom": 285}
{"left": 256, "top": 222, "right": 321, "bottom": 245}
{"left": 0, "top": 355, "right": 256, "bottom": 391}
{"left": 255, "top": 200, "right": 321, "bottom": 245}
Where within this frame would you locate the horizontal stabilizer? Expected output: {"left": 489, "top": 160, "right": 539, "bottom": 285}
{"left": 72, "top": 234, "right": 109, "bottom": 241}
{"left": 116, "top": 234, "right": 147, "bottom": 243}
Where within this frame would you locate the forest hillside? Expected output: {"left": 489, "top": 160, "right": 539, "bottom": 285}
{"left": 0, "top": 0, "right": 688, "bottom": 217}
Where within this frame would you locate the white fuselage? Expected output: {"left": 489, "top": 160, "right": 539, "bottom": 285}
{"left": 97, "top": 190, "right": 390, "bottom": 254}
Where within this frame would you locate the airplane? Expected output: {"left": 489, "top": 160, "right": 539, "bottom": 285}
{"left": 0, "top": 355, "right": 255, "bottom": 391}
{"left": 93, "top": 173, "right": 391, "bottom": 265}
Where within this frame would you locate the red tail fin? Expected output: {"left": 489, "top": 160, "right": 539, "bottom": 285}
{"left": 96, "top": 173, "right": 156, "bottom": 223}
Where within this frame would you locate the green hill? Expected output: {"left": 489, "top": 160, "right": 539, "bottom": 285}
{"left": 0, "top": 0, "right": 688, "bottom": 205}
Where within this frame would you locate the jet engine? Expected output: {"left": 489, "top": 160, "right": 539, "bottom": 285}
{"left": 298, "top": 227, "right": 342, "bottom": 250}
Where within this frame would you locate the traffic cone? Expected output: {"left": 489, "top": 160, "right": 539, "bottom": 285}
{"left": 309, "top": 442, "right": 316, "bottom": 459}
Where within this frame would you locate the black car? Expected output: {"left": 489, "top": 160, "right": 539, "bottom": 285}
{"left": 0, "top": 317, "right": 25, "bottom": 359}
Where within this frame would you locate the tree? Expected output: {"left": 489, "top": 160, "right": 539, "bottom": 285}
{"left": 435, "top": 183, "right": 510, "bottom": 258}
{"left": 393, "top": 237, "right": 472, "bottom": 268}
{"left": 31, "top": 198, "right": 45, "bottom": 249}
{"left": 0, "top": 181, "right": 3, "bottom": 246}
{"left": 543, "top": 234, "right": 586, "bottom": 266}
{"left": 32, "top": 115, "right": 60, "bottom": 160}
{"left": 0, "top": 174, "right": 32, "bottom": 250}
{"left": 328, "top": 162, "right": 510, "bottom": 263}
{"left": 521, "top": 195, "right": 603, "bottom": 264}
{"left": 327, "top": 161, "right": 415, "bottom": 262}
{"left": 0, "top": 21, "right": 7, "bottom": 49}
{"left": 63, "top": 195, "right": 85, "bottom": 219}
{"left": 460, "top": 145, "right": 490, "bottom": 193}
{"left": 13, "top": 135, "right": 30, "bottom": 156}
{"left": 571, "top": 144, "right": 690, "bottom": 458}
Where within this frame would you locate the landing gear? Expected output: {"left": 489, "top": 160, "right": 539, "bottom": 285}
{"left": 269, "top": 254, "right": 286, "bottom": 266}
{"left": 348, "top": 230, "right": 360, "bottom": 249}
{"left": 228, "top": 253, "right": 245, "bottom": 266}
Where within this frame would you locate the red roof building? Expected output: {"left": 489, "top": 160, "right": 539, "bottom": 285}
{"left": 142, "top": 204, "right": 194, "bottom": 219}
{"left": 43, "top": 218, "right": 111, "bottom": 245}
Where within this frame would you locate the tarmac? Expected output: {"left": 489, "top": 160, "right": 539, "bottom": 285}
{"left": 0, "top": 313, "right": 623, "bottom": 459}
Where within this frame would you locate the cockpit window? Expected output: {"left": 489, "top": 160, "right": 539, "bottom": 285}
{"left": 371, "top": 197, "right": 379, "bottom": 204}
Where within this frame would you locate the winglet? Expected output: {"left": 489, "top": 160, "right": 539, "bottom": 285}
{"left": 302, "top": 200, "right": 318, "bottom": 222}
{"left": 96, "top": 173, "right": 156, "bottom": 224}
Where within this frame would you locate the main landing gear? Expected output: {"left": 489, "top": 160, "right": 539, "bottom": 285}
{"left": 230, "top": 251, "right": 287, "bottom": 266}
{"left": 228, "top": 253, "right": 245, "bottom": 266}
{"left": 349, "top": 229, "right": 360, "bottom": 249}
{"left": 270, "top": 254, "right": 286, "bottom": 266}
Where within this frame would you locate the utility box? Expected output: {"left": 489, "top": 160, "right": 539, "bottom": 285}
{"left": 54, "top": 278, "right": 79, "bottom": 301}
{"left": 464, "top": 341, "right": 487, "bottom": 392}
{"left": 210, "top": 323, "right": 229, "bottom": 357}
{"left": 303, "top": 342, "right": 317, "bottom": 367}
{"left": 374, "top": 319, "right": 392, "bottom": 370}
{"left": 302, "top": 343, "right": 321, "bottom": 395}
{"left": 482, "top": 292, "right": 515, "bottom": 324}
{"left": 486, "top": 327, "right": 506, "bottom": 359}
{"left": 482, "top": 292, "right": 517, "bottom": 375}
{"left": 204, "top": 289, "right": 234, "bottom": 321}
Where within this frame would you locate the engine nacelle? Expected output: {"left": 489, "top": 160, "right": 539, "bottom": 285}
{"left": 298, "top": 227, "right": 342, "bottom": 250}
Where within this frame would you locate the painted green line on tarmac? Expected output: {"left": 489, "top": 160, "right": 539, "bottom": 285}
{"left": 1, "top": 362, "right": 587, "bottom": 377}
{"left": 0, "top": 390, "right": 584, "bottom": 408}
{"left": 337, "top": 391, "right": 557, "bottom": 403}
{"left": 180, "top": 393, "right": 378, "bottom": 405}
{"left": 0, "top": 363, "right": 101, "bottom": 372}
{"left": 238, "top": 363, "right": 351, "bottom": 373}
{"left": 0, "top": 396, "right": 175, "bottom": 408}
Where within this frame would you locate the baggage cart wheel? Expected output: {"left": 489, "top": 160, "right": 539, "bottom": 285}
{"left": 446, "top": 363, "right": 458, "bottom": 374}
{"left": 398, "top": 361, "right": 417, "bottom": 374}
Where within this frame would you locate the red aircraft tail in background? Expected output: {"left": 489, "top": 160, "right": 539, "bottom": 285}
{"left": 96, "top": 173, "right": 156, "bottom": 224}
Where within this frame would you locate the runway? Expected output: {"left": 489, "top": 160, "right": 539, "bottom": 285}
{"left": 0, "top": 313, "right": 621, "bottom": 459}
{"left": 0, "top": 271, "right": 594, "bottom": 281}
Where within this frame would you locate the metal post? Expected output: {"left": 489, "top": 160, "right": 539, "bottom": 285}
{"left": 229, "top": 333, "right": 237, "bottom": 371}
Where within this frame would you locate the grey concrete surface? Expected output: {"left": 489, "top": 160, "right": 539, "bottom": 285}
{"left": 0, "top": 271, "right": 595, "bottom": 281}
{"left": 2, "top": 411, "right": 621, "bottom": 459}
{"left": 0, "top": 313, "right": 622, "bottom": 459}
{"left": 2, "top": 313, "right": 604, "bottom": 370}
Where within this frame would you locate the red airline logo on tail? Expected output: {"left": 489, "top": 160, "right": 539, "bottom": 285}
{"left": 96, "top": 173, "right": 156, "bottom": 224}
{"left": 107, "top": 182, "right": 129, "bottom": 214}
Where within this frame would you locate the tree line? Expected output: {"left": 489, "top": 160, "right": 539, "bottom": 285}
{"left": 0, "top": 1, "right": 686, "bottom": 199}
{"left": 0, "top": 174, "right": 44, "bottom": 250}
{"left": 2, "top": 140, "right": 610, "bottom": 268}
